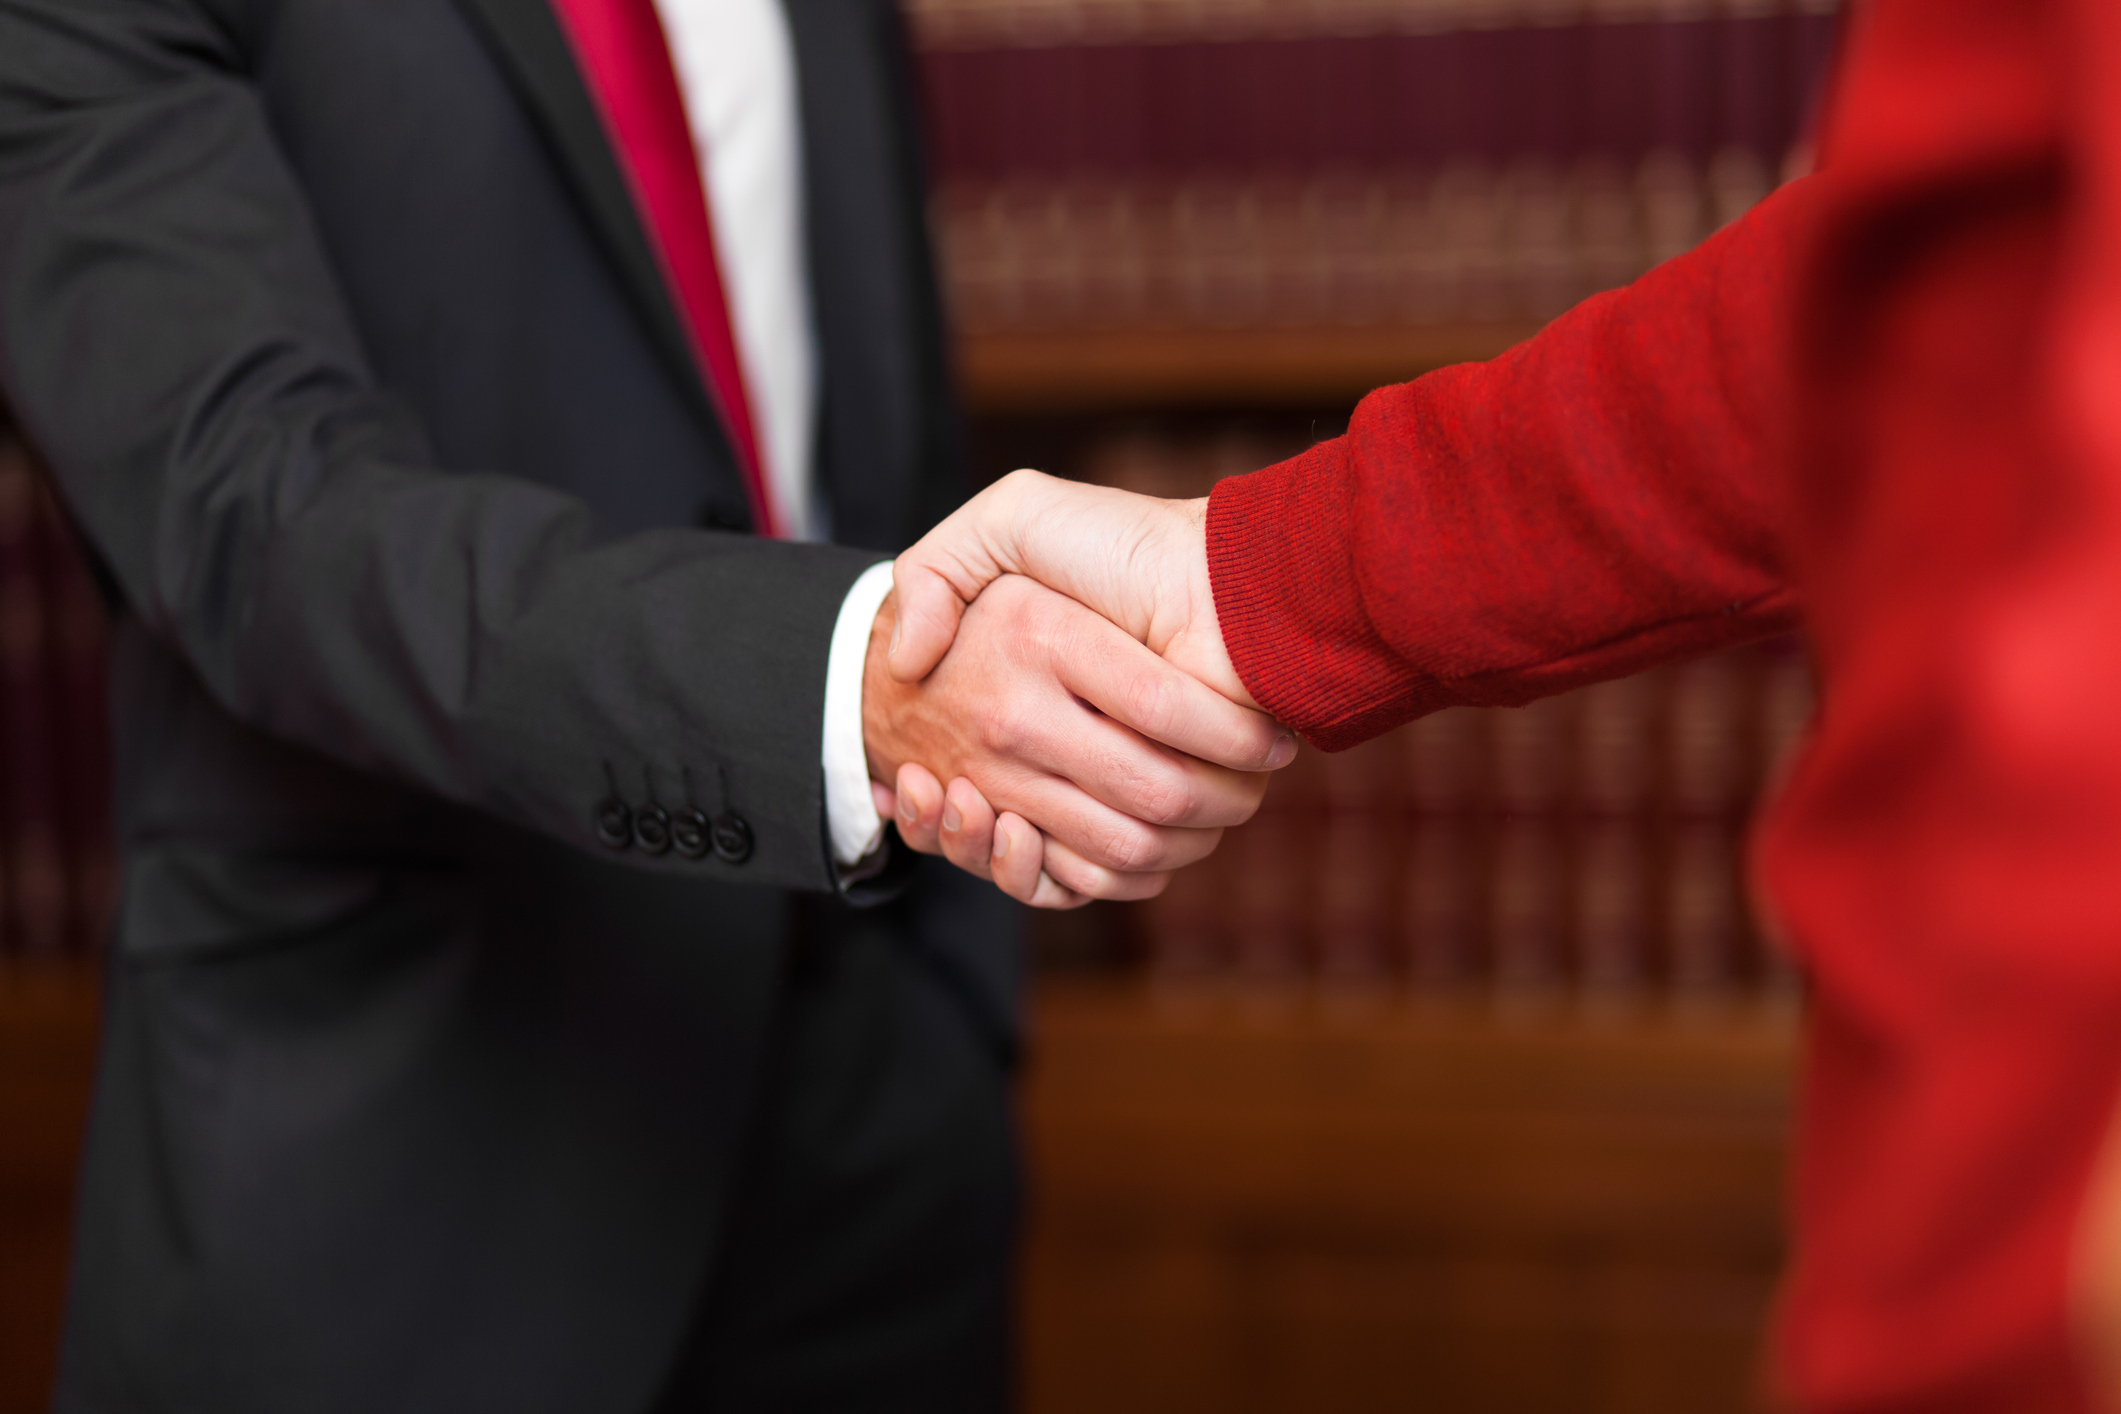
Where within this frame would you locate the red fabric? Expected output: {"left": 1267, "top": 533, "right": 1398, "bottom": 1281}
{"left": 548, "top": 0, "right": 779, "bottom": 538}
{"left": 1209, "top": 1, "right": 2121, "bottom": 1409}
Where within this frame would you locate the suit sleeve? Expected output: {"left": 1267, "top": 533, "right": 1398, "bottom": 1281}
{"left": 0, "top": 0, "right": 877, "bottom": 890}
{"left": 1207, "top": 177, "right": 1820, "bottom": 750}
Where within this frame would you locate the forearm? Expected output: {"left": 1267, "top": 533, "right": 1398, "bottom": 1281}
{"left": 1209, "top": 177, "right": 1821, "bottom": 750}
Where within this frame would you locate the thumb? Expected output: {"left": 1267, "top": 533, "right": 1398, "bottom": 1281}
{"left": 887, "top": 469, "right": 1056, "bottom": 680}
{"left": 887, "top": 557, "right": 969, "bottom": 682}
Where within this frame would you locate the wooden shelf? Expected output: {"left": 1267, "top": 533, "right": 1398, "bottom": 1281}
{"left": 0, "top": 964, "right": 101, "bottom": 1414}
{"left": 1019, "top": 979, "right": 1798, "bottom": 1414}
{"left": 956, "top": 321, "right": 1543, "bottom": 415}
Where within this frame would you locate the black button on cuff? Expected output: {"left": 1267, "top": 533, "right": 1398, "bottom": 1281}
{"left": 634, "top": 804, "right": 672, "bottom": 856}
{"left": 596, "top": 798, "right": 633, "bottom": 850}
{"left": 672, "top": 808, "right": 711, "bottom": 860}
{"left": 710, "top": 812, "right": 753, "bottom": 865}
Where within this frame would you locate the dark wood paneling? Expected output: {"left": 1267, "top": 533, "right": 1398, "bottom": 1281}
{"left": 1019, "top": 981, "right": 1796, "bottom": 1414}
{"left": 0, "top": 965, "right": 98, "bottom": 1414}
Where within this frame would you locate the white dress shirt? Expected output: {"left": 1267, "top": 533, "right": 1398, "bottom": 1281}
{"left": 655, "top": 0, "right": 890, "bottom": 869}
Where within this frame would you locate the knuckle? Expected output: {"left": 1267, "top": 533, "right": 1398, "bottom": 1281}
{"left": 1133, "top": 772, "right": 1201, "bottom": 828}
{"left": 1099, "top": 822, "right": 1164, "bottom": 873}
{"left": 979, "top": 699, "right": 1035, "bottom": 758}
{"left": 1123, "top": 670, "right": 1179, "bottom": 742}
{"left": 1025, "top": 599, "right": 1071, "bottom": 658}
{"left": 1067, "top": 862, "right": 1125, "bottom": 900}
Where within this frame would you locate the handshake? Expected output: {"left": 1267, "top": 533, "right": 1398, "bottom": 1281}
{"left": 861, "top": 469, "right": 1296, "bottom": 909}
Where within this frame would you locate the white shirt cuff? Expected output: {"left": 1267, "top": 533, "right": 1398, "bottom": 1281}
{"left": 821, "top": 560, "right": 896, "bottom": 868}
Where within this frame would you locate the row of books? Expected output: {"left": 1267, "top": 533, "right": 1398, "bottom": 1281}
{"left": 913, "top": 0, "right": 1838, "bottom": 332}
{"left": 915, "top": 7, "right": 1839, "bottom": 175}
{"left": 909, "top": 0, "right": 1839, "bottom": 50}
{"left": 935, "top": 157, "right": 1778, "bottom": 332}
{"left": 1141, "top": 641, "right": 1810, "bottom": 1005}
{"left": 0, "top": 417, "right": 113, "bottom": 963}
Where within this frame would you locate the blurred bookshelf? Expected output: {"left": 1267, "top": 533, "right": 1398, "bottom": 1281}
{"left": 1019, "top": 982, "right": 1794, "bottom": 1414}
{"left": 958, "top": 320, "right": 1541, "bottom": 412}
{"left": 915, "top": 0, "right": 1839, "bottom": 413}
{"left": 0, "top": 414, "right": 109, "bottom": 1413}
{"left": 909, "top": 3, "right": 1829, "bottom": 1409}
{"left": 983, "top": 413, "right": 1809, "bottom": 1411}
{"left": 1003, "top": 474, "right": 1807, "bottom": 1411}
{"left": 0, "top": 5, "right": 1839, "bottom": 1409}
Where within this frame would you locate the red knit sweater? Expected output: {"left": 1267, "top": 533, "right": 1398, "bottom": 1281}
{"left": 1209, "top": 1, "right": 2121, "bottom": 1409}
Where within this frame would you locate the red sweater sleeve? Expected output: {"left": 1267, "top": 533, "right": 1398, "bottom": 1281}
{"left": 1208, "top": 179, "right": 1817, "bottom": 750}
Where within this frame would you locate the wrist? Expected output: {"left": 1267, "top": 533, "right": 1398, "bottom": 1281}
{"left": 1166, "top": 495, "right": 1258, "bottom": 712}
{"left": 862, "top": 591, "right": 914, "bottom": 786}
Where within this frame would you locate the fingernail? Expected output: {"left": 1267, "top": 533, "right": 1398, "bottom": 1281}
{"left": 992, "top": 828, "right": 1010, "bottom": 861}
{"left": 942, "top": 801, "right": 963, "bottom": 833}
{"left": 1268, "top": 733, "right": 1298, "bottom": 768}
{"left": 898, "top": 792, "right": 917, "bottom": 824}
{"left": 888, "top": 620, "right": 902, "bottom": 659}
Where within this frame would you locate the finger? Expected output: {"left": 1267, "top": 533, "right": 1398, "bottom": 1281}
{"left": 889, "top": 471, "right": 1058, "bottom": 683}
{"left": 892, "top": 762, "right": 947, "bottom": 855}
{"left": 1040, "top": 837, "right": 1176, "bottom": 902}
{"left": 888, "top": 557, "right": 970, "bottom": 683}
{"left": 1049, "top": 597, "right": 1293, "bottom": 774}
{"left": 1001, "top": 691, "right": 1273, "bottom": 831}
{"left": 935, "top": 580, "right": 1277, "bottom": 831}
{"left": 937, "top": 777, "right": 998, "bottom": 882}
{"left": 1029, "top": 871, "right": 1094, "bottom": 910}
{"left": 872, "top": 780, "right": 898, "bottom": 822}
{"left": 987, "top": 811, "right": 1049, "bottom": 905}
{"left": 1000, "top": 815, "right": 1096, "bottom": 911}
{"left": 972, "top": 767, "right": 1229, "bottom": 875}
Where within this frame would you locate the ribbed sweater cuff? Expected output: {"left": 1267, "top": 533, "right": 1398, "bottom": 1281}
{"left": 1206, "top": 441, "right": 1451, "bottom": 752}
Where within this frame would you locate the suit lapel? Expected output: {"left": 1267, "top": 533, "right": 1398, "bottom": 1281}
{"left": 780, "top": 0, "right": 934, "bottom": 549}
{"left": 448, "top": 0, "right": 738, "bottom": 494}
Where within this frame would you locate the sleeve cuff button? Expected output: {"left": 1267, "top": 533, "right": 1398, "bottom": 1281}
{"left": 672, "top": 808, "right": 712, "bottom": 860}
{"left": 711, "top": 813, "right": 753, "bottom": 865}
{"left": 595, "top": 798, "right": 634, "bottom": 850}
{"left": 634, "top": 804, "right": 672, "bottom": 856}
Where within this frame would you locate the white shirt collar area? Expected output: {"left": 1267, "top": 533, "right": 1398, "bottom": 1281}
{"left": 654, "top": 0, "right": 821, "bottom": 542}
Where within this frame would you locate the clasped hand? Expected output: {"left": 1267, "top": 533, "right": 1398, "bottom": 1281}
{"left": 861, "top": 470, "right": 1290, "bottom": 908}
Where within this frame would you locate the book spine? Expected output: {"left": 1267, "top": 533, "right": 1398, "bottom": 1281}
{"left": 1315, "top": 735, "right": 1398, "bottom": 984}
{"left": 1710, "top": 1, "right": 1787, "bottom": 226}
{"left": 1401, "top": 707, "right": 1481, "bottom": 987}
{"left": 1576, "top": 675, "right": 1655, "bottom": 1006}
{"left": 1228, "top": 750, "right": 1318, "bottom": 982}
{"left": 1143, "top": 849, "right": 1229, "bottom": 980}
{"left": 1489, "top": 697, "right": 1573, "bottom": 1003}
{"left": 1753, "top": 635, "right": 1815, "bottom": 995}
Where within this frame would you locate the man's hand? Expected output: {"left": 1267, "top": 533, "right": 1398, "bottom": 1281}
{"left": 887, "top": 470, "right": 1256, "bottom": 710}
{"left": 863, "top": 573, "right": 1285, "bottom": 907}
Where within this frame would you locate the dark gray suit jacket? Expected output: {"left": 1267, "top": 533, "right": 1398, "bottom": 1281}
{"left": 0, "top": 0, "right": 1018, "bottom": 1407}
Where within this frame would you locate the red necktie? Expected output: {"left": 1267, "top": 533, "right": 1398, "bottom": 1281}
{"left": 548, "top": 0, "right": 780, "bottom": 539}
